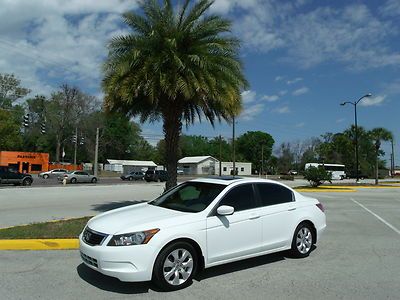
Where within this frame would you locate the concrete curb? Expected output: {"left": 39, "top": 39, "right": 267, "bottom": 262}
{"left": 0, "top": 239, "right": 79, "bottom": 250}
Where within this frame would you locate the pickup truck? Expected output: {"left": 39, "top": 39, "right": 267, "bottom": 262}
{"left": 0, "top": 166, "right": 33, "bottom": 186}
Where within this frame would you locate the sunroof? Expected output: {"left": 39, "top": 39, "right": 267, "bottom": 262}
{"left": 207, "top": 176, "right": 243, "bottom": 181}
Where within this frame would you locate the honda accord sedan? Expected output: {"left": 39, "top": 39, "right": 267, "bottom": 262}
{"left": 79, "top": 177, "right": 326, "bottom": 291}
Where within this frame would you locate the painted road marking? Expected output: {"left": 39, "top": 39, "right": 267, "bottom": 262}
{"left": 351, "top": 198, "right": 400, "bottom": 236}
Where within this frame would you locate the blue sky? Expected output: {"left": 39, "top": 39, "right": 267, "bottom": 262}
{"left": 0, "top": 0, "right": 399, "bottom": 165}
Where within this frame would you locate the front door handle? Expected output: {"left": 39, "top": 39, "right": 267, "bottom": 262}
{"left": 288, "top": 207, "right": 296, "bottom": 211}
{"left": 249, "top": 214, "right": 260, "bottom": 220}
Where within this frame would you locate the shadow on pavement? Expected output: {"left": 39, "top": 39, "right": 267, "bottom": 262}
{"left": 91, "top": 200, "right": 146, "bottom": 212}
{"left": 77, "top": 263, "right": 154, "bottom": 294}
{"left": 196, "top": 252, "right": 286, "bottom": 281}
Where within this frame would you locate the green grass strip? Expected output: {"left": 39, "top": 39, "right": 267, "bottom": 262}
{"left": 0, "top": 217, "right": 92, "bottom": 239}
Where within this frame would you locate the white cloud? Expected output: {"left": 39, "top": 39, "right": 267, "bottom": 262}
{"left": 292, "top": 87, "right": 309, "bottom": 96}
{"left": 275, "top": 76, "right": 284, "bottom": 81}
{"left": 240, "top": 103, "right": 265, "bottom": 121}
{"left": 274, "top": 106, "right": 290, "bottom": 114}
{"left": 359, "top": 95, "right": 386, "bottom": 106}
{"left": 261, "top": 94, "right": 279, "bottom": 102}
{"left": 295, "top": 122, "right": 305, "bottom": 128}
{"left": 0, "top": 0, "right": 139, "bottom": 97}
{"left": 287, "top": 77, "right": 303, "bottom": 85}
{"left": 220, "top": 2, "right": 400, "bottom": 70}
{"left": 380, "top": 0, "right": 400, "bottom": 17}
{"left": 336, "top": 118, "right": 345, "bottom": 123}
{"left": 241, "top": 90, "right": 257, "bottom": 103}
{"left": 279, "top": 90, "right": 287, "bottom": 95}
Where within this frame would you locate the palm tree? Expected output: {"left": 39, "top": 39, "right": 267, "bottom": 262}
{"left": 369, "top": 127, "right": 393, "bottom": 185}
{"left": 103, "top": 0, "right": 248, "bottom": 189}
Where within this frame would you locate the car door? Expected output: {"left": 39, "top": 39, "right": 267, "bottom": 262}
{"left": 206, "top": 183, "right": 262, "bottom": 264}
{"left": 255, "top": 183, "right": 298, "bottom": 251}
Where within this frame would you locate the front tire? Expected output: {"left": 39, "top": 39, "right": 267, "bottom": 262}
{"left": 70, "top": 178, "right": 77, "bottom": 184}
{"left": 22, "top": 178, "right": 32, "bottom": 186}
{"left": 91, "top": 177, "right": 97, "bottom": 183}
{"left": 152, "top": 242, "right": 198, "bottom": 291}
{"left": 290, "top": 223, "right": 314, "bottom": 258}
{"left": 43, "top": 174, "right": 49, "bottom": 179}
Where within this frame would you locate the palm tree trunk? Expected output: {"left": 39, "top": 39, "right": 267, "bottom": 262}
{"left": 163, "top": 109, "right": 182, "bottom": 190}
{"left": 375, "top": 150, "right": 379, "bottom": 185}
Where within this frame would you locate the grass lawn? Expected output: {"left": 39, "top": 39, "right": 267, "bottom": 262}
{"left": 0, "top": 216, "right": 92, "bottom": 239}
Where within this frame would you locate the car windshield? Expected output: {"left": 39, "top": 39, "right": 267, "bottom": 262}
{"left": 149, "top": 182, "right": 226, "bottom": 213}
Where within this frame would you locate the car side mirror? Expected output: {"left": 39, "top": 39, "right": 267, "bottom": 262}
{"left": 217, "top": 205, "right": 234, "bottom": 216}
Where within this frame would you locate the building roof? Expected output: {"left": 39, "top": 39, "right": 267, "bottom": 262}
{"left": 178, "top": 156, "right": 218, "bottom": 164}
{"left": 107, "top": 159, "right": 157, "bottom": 167}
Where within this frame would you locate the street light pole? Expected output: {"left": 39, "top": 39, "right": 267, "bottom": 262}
{"left": 341, "top": 93, "right": 372, "bottom": 183}
{"left": 232, "top": 115, "right": 236, "bottom": 178}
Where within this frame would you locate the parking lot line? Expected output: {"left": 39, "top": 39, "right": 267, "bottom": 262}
{"left": 0, "top": 239, "right": 79, "bottom": 250}
{"left": 351, "top": 198, "right": 400, "bottom": 236}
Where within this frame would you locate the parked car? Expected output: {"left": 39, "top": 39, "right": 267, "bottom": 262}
{"left": 288, "top": 170, "right": 298, "bottom": 175}
{"left": 177, "top": 169, "right": 184, "bottom": 175}
{"left": 120, "top": 171, "right": 144, "bottom": 181}
{"left": 0, "top": 166, "right": 33, "bottom": 186}
{"left": 144, "top": 170, "right": 168, "bottom": 182}
{"left": 39, "top": 168, "right": 68, "bottom": 179}
{"left": 58, "top": 171, "right": 97, "bottom": 184}
{"left": 80, "top": 177, "right": 326, "bottom": 291}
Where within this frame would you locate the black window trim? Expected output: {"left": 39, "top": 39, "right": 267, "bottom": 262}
{"left": 208, "top": 183, "right": 260, "bottom": 217}
{"left": 253, "top": 182, "right": 295, "bottom": 208}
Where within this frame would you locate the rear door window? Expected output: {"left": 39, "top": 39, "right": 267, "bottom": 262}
{"left": 255, "top": 183, "right": 294, "bottom": 207}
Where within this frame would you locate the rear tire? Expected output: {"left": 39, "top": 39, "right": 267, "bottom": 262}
{"left": 152, "top": 241, "right": 198, "bottom": 291}
{"left": 129, "top": 176, "right": 133, "bottom": 181}
{"left": 70, "top": 178, "right": 77, "bottom": 184}
{"left": 43, "top": 174, "right": 49, "bottom": 179}
{"left": 290, "top": 223, "right": 314, "bottom": 258}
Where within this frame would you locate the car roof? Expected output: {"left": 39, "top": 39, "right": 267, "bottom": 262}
{"left": 189, "top": 177, "right": 289, "bottom": 187}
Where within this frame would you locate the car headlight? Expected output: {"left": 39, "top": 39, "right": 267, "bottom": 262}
{"left": 108, "top": 228, "right": 160, "bottom": 246}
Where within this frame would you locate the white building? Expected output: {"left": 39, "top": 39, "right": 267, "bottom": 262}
{"left": 216, "top": 162, "right": 252, "bottom": 176}
{"left": 105, "top": 159, "right": 157, "bottom": 174}
{"left": 178, "top": 156, "right": 218, "bottom": 175}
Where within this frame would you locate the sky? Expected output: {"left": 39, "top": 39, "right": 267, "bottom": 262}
{"left": 0, "top": 0, "right": 399, "bottom": 165}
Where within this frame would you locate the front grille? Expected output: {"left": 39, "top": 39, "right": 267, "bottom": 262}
{"left": 82, "top": 227, "right": 108, "bottom": 246}
{"left": 80, "top": 252, "right": 98, "bottom": 268}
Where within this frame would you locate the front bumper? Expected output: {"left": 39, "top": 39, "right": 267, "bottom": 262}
{"left": 79, "top": 233, "right": 158, "bottom": 282}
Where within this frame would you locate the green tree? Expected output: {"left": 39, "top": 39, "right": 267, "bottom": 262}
{"left": 369, "top": 127, "right": 393, "bottom": 185}
{"left": 0, "top": 73, "right": 30, "bottom": 109}
{"left": 236, "top": 131, "right": 274, "bottom": 173}
{"left": 303, "top": 166, "right": 332, "bottom": 187}
{"left": 103, "top": 0, "right": 247, "bottom": 189}
{"left": 0, "top": 73, "right": 30, "bottom": 150}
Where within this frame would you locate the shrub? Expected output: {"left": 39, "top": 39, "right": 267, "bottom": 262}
{"left": 303, "top": 166, "right": 332, "bottom": 187}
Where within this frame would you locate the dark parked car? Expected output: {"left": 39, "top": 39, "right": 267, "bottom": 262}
{"left": 120, "top": 171, "right": 144, "bottom": 181}
{"left": 0, "top": 166, "right": 33, "bottom": 186}
{"left": 144, "top": 170, "right": 168, "bottom": 182}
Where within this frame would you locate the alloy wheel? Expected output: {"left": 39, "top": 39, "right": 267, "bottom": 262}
{"left": 163, "top": 248, "right": 194, "bottom": 286}
{"left": 296, "top": 227, "right": 312, "bottom": 254}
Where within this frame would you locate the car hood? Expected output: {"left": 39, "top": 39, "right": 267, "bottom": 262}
{"left": 87, "top": 203, "right": 191, "bottom": 235}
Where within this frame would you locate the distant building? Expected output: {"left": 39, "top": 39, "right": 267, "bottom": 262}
{"left": 0, "top": 151, "right": 49, "bottom": 174}
{"left": 178, "top": 156, "right": 218, "bottom": 175}
{"left": 216, "top": 162, "right": 252, "bottom": 176}
{"left": 105, "top": 159, "right": 157, "bottom": 174}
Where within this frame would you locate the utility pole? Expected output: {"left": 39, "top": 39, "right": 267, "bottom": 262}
{"left": 94, "top": 127, "right": 99, "bottom": 178}
{"left": 219, "top": 135, "right": 222, "bottom": 176}
{"left": 261, "top": 144, "right": 264, "bottom": 178}
{"left": 391, "top": 138, "right": 395, "bottom": 178}
{"left": 73, "top": 126, "right": 78, "bottom": 165}
{"left": 232, "top": 116, "right": 236, "bottom": 177}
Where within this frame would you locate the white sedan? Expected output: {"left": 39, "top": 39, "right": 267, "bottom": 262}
{"left": 79, "top": 177, "right": 326, "bottom": 291}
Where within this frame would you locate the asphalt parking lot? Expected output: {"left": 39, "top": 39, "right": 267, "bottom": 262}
{"left": 0, "top": 186, "right": 399, "bottom": 299}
